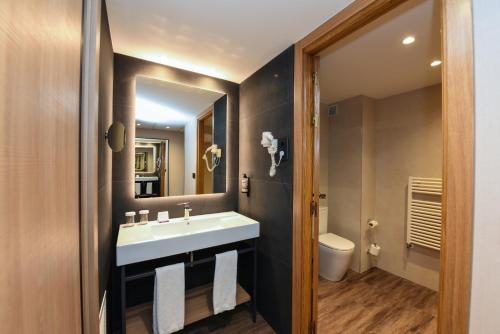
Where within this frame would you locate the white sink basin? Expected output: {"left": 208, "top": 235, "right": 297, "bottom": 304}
{"left": 116, "top": 211, "right": 260, "bottom": 266}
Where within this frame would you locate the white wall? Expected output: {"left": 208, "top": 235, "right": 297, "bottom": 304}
{"left": 184, "top": 118, "right": 197, "bottom": 195}
{"left": 326, "top": 96, "right": 364, "bottom": 272}
{"left": 322, "top": 87, "right": 441, "bottom": 287}
{"left": 469, "top": 1, "right": 500, "bottom": 332}
{"left": 373, "top": 85, "right": 442, "bottom": 290}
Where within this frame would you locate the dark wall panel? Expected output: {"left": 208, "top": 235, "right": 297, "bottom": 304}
{"left": 111, "top": 54, "right": 239, "bottom": 330}
{"left": 238, "top": 46, "right": 294, "bottom": 334}
{"left": 98, "top": 0, "right": 114, "bottom": 302}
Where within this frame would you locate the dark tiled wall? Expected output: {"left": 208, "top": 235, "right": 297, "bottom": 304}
{"left": 112, "top": 54, "right": 239, "bottom": 221}
{"left": 111, "top": 54, "right": 239, "bottom": 330}
{"left": 213, "top": 95, "right": 227, "bottom": 193}
{"left": 98, "top": 0, "right": 113, "bottom": 301}
{"left": 238, "top": 46, "right": 294, "bottom": 334}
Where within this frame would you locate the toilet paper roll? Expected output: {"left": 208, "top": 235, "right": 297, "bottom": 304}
{"left": 369, "top": 243, "right": 381, "bottom": 256}
{"left": 368, "top": 220, "right": 379, "bottom": 228}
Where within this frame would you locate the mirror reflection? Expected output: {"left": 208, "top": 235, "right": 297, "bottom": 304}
{"left": 134, "top": 76, "right": 227, "bottom": 198}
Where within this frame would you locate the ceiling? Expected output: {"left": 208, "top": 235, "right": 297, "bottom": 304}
{"left": 135, "top": 76, "right": 224, "bottom": 130}
{"left": 105, "top": 0, "right": 354, "bottom": 83}
{"left": 319, "top": 0, "right": 441, "bottom": 104}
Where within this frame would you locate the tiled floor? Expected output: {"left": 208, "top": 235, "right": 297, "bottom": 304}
{"left": 318, "top": 268, "right": 438, "bottom": 334}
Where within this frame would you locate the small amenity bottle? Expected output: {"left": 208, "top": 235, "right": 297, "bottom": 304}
{"left": 138, "top": 210, "right": 149, "bottom": 225}
{"left": 123, "top": 211, "right": 136, "bottom": 227}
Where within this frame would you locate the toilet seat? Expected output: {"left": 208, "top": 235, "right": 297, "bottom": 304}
{"left": 319, "top": 233, "right": 355, "bottom": 251}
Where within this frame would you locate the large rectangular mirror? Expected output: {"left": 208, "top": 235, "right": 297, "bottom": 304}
{"left": 134, "top": 76, "right": 227, "bottom": 198}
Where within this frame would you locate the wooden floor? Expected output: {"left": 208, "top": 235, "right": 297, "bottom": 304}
{"left": 318, "top": 268, "right": 438, "bottom": 334}
{"left": 126, "top": 305, "right": 275, "bottom": 334}
{"left": 126, "top": 267, "right": 436, "bottom": 334}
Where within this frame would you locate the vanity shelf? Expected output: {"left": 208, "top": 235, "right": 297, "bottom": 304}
{"left": 126, "top": 283, "right": 250, "bottom": 333}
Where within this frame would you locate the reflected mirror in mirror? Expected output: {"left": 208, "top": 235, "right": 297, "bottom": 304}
{"left": 134, "top": 76, "right": 227, "bottom": 198}
{"left": 106, "top": 121, "right": 126, "bottom": 152}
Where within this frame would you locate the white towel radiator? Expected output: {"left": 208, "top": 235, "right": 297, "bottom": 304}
{"left": 406, "top": 177, "right": 442, "bottom": 251}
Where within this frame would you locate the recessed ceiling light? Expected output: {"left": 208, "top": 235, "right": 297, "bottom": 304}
{"left": 137, "top": 123, "right": 141, "bottom": 126}
{"left": 166, "top": 126, "right": 170, "bottom": 129}
{"left": 430, "top": 60, "right": 442, "bottom": 67}
{"left": 402, "top": 36, "right": 415, "bottom": 45}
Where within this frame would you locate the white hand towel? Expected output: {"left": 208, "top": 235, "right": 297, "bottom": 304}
{"left": 146, "top": 182, "right": 153, "bottom": 195}
{"left": 135, "top": 182, "right": 141, "bottom": 195}
{"left": 153, "top": 263, "right": 185, "bottom": 334}
{"left": 213, "top": 250, "right": 238, "bottom": 315}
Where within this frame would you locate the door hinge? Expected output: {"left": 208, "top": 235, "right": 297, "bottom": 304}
{"left": 311, "top": 111, "right": 319, "bottom": 128}
{"left": 312, "top": 71, "right": 318, "bottom": 84}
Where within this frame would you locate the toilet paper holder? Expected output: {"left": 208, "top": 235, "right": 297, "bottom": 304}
{"left": 368, "top": 243, "right": 381, "bottom": 256}
{"left": 367, "top": 219, "right": 378, "bottom": 228}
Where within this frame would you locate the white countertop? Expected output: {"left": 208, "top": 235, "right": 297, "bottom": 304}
{"left": 116, "top": 211, "right": 260, "bottom": 266}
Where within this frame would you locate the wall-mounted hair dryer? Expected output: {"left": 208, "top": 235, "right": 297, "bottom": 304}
{"left": 261, "top": 131, "right": 285, "bottom": 177}
{"left": 202, "top": 144, "right": 222, "bottom": 172}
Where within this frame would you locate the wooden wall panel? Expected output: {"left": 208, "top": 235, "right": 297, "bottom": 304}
{"left": 0, "top": 0, "right": 83, "bottom": 333}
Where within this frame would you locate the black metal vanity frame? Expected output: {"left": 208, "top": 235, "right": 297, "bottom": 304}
{"left": 119, "top": 238, "right": 258, "bottom": 333}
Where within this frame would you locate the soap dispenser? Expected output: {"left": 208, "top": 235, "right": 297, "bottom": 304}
{"left": 241, "top": 173, "right": 250, "bottom": 196}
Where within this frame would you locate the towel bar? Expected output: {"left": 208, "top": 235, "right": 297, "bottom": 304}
{"left": 406, "top": 177, "right": 442, "bottom": 251}
{"left": 119, "top": 239, "right": 258, "bottom": 334}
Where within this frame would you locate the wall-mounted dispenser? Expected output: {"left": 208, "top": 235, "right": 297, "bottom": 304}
{"left": 202, "top": 144, "right": 222, "bottom": 172}
{"left": 367, "top": 218, "right": 380, "bottom": 257}
{"left": 261, "top": 132, "right": 286, "bottom": 177}
{"left": 368, "top": 243, "right": 381, "bottom": 256}
{"left": 241, "top": 173, "right": 250, "bottom": 196}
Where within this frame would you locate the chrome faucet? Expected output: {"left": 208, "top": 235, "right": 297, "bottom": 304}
{"left": 178, "top": 202, "right": 192, "bottom": 223}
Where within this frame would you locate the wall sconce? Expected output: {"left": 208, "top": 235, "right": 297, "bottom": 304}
{"left": 202, "top": 144, "right": 222, "bottom": 172}
{"left": 261, "top": 132, "right": 285, "bottom": 177}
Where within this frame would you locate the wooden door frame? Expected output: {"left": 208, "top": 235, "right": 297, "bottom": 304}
{"left": 80, "top": 0, "right": 101, "bottom": 332}
{"left": 196, "top": 107, "right": 214, "bottom": 194}
{"left": 160, "top": 141, "right": 166, "bottom": 196}
{"left": 292, "top": 0, "right": 474, "bottom": 333}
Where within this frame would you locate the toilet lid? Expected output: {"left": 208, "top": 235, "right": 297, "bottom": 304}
{"left": 319, "top": 233, "right": 355, "bottom": 251}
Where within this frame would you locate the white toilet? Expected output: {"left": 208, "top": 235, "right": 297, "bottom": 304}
{"left": 318, "top": 206, "right": 355, "bottom": 281}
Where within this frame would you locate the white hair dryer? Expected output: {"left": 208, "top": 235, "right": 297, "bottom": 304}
{"left": 202, "top": 144, "right": 222, "bottom": 172}
{"left": 261, "top": 131, "right": 284, "bottom": 177}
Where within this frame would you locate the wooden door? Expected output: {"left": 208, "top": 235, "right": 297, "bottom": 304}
{"left": 0, "top": 0, "right": 83, "bottom": 332}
